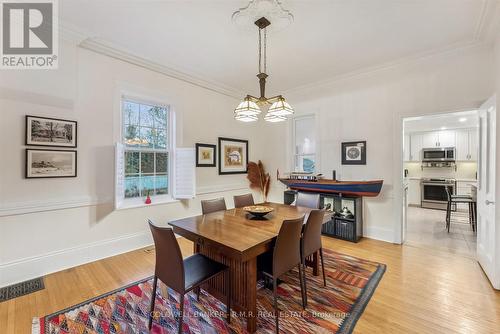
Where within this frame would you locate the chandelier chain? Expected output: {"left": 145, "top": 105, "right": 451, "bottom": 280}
{"left": 258, "top": 28, "right": 262, "bottom": 73}
{"left": 264, "top": 28, "right": 267, "bottom": 73}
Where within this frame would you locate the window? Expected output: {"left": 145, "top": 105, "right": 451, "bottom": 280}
{"left": 293, "top": 116, "right": 316, "bottom": 173}
{"left": 122, "top": 98, "right": 170, "bottom": 199}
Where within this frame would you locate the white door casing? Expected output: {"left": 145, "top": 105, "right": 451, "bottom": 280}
{"left": 476, "top": 95, "right": 498, "bottom": 289}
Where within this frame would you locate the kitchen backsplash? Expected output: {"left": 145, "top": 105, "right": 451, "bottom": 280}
{"left": 404, "top": 161, "right": 477, "bottom": 180}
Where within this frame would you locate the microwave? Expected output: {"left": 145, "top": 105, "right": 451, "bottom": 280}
{"left": 422, "top": 147, "right": 455, "bottom": 162}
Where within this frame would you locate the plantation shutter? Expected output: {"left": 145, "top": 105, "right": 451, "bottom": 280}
{"left": 115, "top": 142, "right": 125, "bottom": 209}
{"left": 173, "top": 148, "right": 196, "bottom": 199}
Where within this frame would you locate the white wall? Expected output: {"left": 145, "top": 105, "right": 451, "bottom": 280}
{"left": 0, "top": 40, "right": 276, "bottom": 287}
{"left": 283, "top": 44, "right": 494, "bottom": 243}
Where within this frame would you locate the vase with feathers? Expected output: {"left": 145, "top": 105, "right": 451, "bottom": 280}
{"left": 247, "top": 160, "right": 271, "bottom": 203}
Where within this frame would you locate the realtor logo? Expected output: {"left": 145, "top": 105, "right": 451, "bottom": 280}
{"left": 1, "top": 0, "right": 58, "bottom": 69}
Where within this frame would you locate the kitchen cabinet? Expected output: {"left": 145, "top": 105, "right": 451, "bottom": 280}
{"left": 455, "top": 128, "right": 478, "bottom": 161}
{"left": 421, "top": 130, "right": 456, "bottom": 148}
{"left": 408, "top": 179, "right": 421, "bottom": 205}
{"left": 404, "top": 134, "right": 411, "bottom": 161}
{"left": 456, "top": 180, "right": 477, "bottom": 210}
{"left": 409, "top": 133, "right": 422, "bottom": 161}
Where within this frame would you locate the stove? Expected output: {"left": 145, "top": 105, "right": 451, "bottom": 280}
{"left": 420, "top": 178, "right": 456, "bottom": 210}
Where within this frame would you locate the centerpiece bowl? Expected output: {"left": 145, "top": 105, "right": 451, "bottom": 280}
{"left": 242, "top": 205, "right": 274, "bottom": 218}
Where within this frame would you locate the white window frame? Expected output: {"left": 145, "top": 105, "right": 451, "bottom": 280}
{"left": 292, "top": 115, "right": 317, "bottom": 173}
{"left": 118, "top": 94, "right": 177, "bottom": 209}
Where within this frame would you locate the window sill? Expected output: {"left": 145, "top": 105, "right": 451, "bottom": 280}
{"left": 116, "top": 195, "right": 179, "bottom": 210}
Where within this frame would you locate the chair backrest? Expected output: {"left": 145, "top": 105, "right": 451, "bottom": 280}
{"left": 302, "top": 210, "right": 325, "bottom": 259}
{"left": 445, "top": 186, "right": 452, "bottom": 202}
{"left": 201, "top": 197, "right": 227, "bottom": 214}
{"left": 234, "top": 193, "right": 255, "bottom": 208}
{"left": 296, "top": 192, "right": 320, "bottom": 209}
{"left": 148, "top": 220, "right": 185, "bottom": 293}
{"left": 273, "top": 216, "right": 304, "bottom": 278}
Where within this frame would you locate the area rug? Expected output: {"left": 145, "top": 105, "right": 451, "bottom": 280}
{"left": 33, "top": 249, "right": 385, "bottom": 334}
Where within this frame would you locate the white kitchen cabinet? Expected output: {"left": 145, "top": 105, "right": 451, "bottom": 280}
{"left": 408, "top": 179, "right": 421, "bottom": 205}
{"left": 409, "top": 133, "right": 422, "bottom": 161}
{"left": 404, "top": 134, "right": 410, "bottom": 161}
{"left": 455, "top": 128, "right": 478, "bottom": 161}
{"left": 469, "top": 128, "right": 478, "bottom": 161}
{"left": 437, "top": 130, "right": 456, "bottom": 147}
{"left": 422, "top": 132, "right": 438, "bottom": 148}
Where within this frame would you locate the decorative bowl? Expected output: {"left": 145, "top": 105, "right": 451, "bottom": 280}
{"left": 242, "top": 205, "right": 274, "bottom": 218}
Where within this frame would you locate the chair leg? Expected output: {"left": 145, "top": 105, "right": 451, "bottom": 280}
{"left": 273, "top": 278, "right": 279, "bottom": 334}
{"left": 320, "top": 248, "right": 327, "bottom": 287}
{"left": 178, "top": 294, "right": 185, "bottom": 334}
{"left": 446, "top": 201, "right": 451, "bottom": 233}
{"left": 226, "top": 269, "right": 231, "bottom": 324}
{"left": 297, "top": 264, "right": 306, "bottom": 309}
{"left": 302, "top": 260, "right": 308, "bottom": 308}
{"left": 148, "top": 276, "right": 158, "bottom": 330}
{"left": 195, "top": 287, "right": 201, "bottom": 301}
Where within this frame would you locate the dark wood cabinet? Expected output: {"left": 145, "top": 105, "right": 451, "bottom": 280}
{"left": 284, "top": 190, "right": 363, "bottom": 242}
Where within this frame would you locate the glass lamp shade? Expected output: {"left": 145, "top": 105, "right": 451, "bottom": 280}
{"left": 267, "top": 97, "right": 294, "bottom": 117}
{"left": 264, "top": 112, "right": 286, "bottom": 122}
{"left": 235, "top": 113, "right": 259, "bottom": 122}
{"left": 234, "top": 98, "right": 261, "bottom": 117}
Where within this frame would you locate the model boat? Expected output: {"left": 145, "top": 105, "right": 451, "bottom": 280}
{"left": 279, "top": 178, "right": 383, "bottom": 197}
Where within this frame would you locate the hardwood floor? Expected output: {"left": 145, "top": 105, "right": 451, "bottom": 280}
{"left": 1, "top": 237, "right": 499, "bottom": 333}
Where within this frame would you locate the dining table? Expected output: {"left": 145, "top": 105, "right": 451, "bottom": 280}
{"left": 168, "top": 202, "right": 325, "bottom": 333}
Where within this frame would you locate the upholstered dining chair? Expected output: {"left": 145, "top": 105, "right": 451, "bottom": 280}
{"left": 201, "top": 197, "right": 227, "bottom": 214}
{"left": 261, "top": 217, "right": 306, "bottom": 333}
{"left": 295, "top": 192, "right": 320, "bottom": 209}
{"left": 233, "top": 193, "right": 255, "bottom": 208}
{"left": 148, "top": 221, "right": 231, "bottom": 333}
{"left": 301, "top": 209, "right": 327, "bottom": 307}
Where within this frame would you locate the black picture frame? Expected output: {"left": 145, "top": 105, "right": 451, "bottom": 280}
{"left": 195, "top": 143, "right": 216, "bottom": 167}
{"left": 342, "top": 141, "right": 367, "bottom": 165}
{"left": 218, "top": 137, "right": 249, "bottom": 175}
{"left": 26, "top": 149, "right": 78, "bottom": 178}
{"left": 26, "top": 115, "right": 78, "bottom": 148}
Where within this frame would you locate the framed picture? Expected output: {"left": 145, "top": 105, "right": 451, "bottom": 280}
{"left": 218, "top": 137, "right": 248, "bottom": 175}
{"left": 26, "top": 149, "right": 77, "bottom": 178}
{"left": 26, "top": 115, "right": 77, "bottom": 148}
{"left": 196, "top": 143, "right": 216, "bottom": 167}
{"left": 342, "top": 141, "right": 366, "bottom": 165}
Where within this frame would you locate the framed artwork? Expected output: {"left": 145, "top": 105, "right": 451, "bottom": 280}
{"left": 26, "top": 149, "right": 77, "bottom": 178}
{"left": 26, "top": 115, "right": 77, "bottom": 148}
{"left": 218, "top": 137, "right": 248, "bottom": 175}
{"left": 342, "top": 141, "right": 366, "bottom": 165}
{"left": 195, "top": 143, "right": 216, "bottom": 167}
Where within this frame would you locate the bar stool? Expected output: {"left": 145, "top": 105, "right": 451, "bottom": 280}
{"left": 445, "top": 187, "right": 475, "bottom": 233}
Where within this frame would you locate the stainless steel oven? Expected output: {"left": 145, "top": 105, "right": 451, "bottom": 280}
{"left": 421, "top": 178, "right": 456, "bottom": 210}
{"left": 422, "top": 147, "right": 455, "bottom": 162}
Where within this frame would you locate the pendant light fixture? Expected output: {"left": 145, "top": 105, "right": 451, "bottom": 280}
{"left": 234, "top": 16, "right": 294, "bottom": 122}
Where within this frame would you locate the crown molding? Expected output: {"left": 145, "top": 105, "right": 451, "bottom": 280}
{"left": 78, "top": 38, "right": 243, "bottom": 99}
{"left": 284, "top": 40, "right": 492, "bottom": 97}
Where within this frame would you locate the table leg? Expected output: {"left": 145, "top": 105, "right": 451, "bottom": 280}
{"left": 245, "top": 257, "right": 257, "bottom": 333}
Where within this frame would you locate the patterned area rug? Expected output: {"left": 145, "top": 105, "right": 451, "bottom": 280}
{"left": 34, "top": 249, "right": 385, "bottom": 334}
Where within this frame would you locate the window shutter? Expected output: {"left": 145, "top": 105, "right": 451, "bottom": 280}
{"left": 115, "top": 142, "right": 125, "bottom": 209}
{"left": 173, "top": 148, "right": 196, "bottom": 199}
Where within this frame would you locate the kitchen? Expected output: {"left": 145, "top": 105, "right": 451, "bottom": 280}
{"left": 403, "top": 111, "right": 478, "bottom": 256}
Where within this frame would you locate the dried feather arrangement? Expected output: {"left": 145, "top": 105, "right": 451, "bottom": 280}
{"left": 247, "top": 160, "right": 271, "bottom": 202}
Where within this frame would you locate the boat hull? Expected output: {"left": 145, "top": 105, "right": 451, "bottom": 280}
{"left": 279, "top": 179, "right": 383, "bottom": 197}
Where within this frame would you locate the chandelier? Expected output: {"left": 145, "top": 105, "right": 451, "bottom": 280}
{"left": 233, "top": 16, "right": 294, "bottom": 123}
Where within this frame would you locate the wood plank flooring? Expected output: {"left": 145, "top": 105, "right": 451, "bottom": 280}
{"left": 1, "top": 237, "right": 499, "bottom": 333}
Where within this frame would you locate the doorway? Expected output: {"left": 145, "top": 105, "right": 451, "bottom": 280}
{"left": 402, "top": 110, "right": 479, "bottom": 256}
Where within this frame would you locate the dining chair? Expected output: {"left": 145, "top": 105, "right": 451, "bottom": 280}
{"left": 201, "top": 197, "right": 227, "bottom": 214}
{"left": 295, "top": 192, "right": 320, "bottom": 209}
{"left": 261, "top": 217, "right": 306, "bottom": 333}
{"left": 148, "top": 221, "right": 231, "bottom": 333}
{"left": 233, "top": 193, "right": 255, "bottom": 208}
{"left": 301, "top": 209, "right": 327, "bottom": 307}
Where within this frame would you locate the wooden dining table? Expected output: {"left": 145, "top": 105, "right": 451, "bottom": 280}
{"left": 168, "top": 202, "right": 324, "bottom": 333}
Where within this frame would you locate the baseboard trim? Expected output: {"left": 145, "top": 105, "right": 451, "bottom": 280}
{"left": 0, "top": 230, "right": 152, "bottom": 288}
{"left": 364, "top": 226, "right": 394, "bottom": 243}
